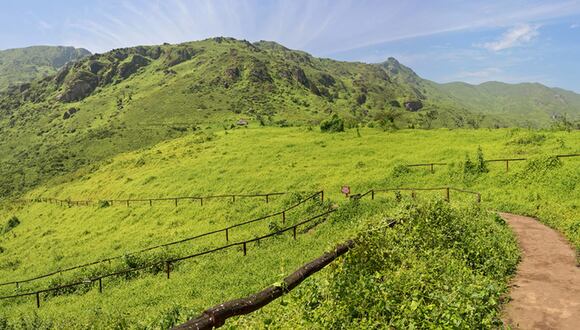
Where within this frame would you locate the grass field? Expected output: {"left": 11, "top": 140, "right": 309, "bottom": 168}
{"left": 0, "top": 126, "right": 578, "bottom": 328}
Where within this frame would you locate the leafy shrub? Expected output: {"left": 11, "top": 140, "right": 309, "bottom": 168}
{"left": 508, "top": 132, "right": 546, "bottom": 145}
{"left": 320, "top": 114, "right": 344, "bottom": 133}
{"left": 98, "top": 200, "right": 111, "bottom": 208}
{"left": 522, "top": 155, "right": 561, "bottom": 174}
{"left": 268, "top": 221, "right": 282, "bottom": 233}
{"left": 256, "top": 201, "right": 519, "bottom": 328}
{"left": 391, "top": 164, "right": 410, "bottom": 177}
{"left": 463, "top": 147, "right": 488, "bottom": 175}
{"left": 3, "top": 216, "right": 20, "bottom": 234}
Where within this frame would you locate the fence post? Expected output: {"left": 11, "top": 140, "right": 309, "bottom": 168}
{"left": 243, "top": 242, "right": 247, "bottom": 256}
{"left": 175, "top": 198, "right": 178, "bottom": 207}
{"left": 476, "top": 193, "right": 481, "bottom": 203}
{"left": 36, "top": 292, "right": 40, "bottom": 308}
{"left": 149, "top": 200, "right": 152, "bottom": 207}
{"left": 320, "top": 190, "right": 324, "bottom": 202}
{"left": 98, "top": 278, "right": 103, "bottom": 293}
{"left": 412, "top": 190, "right": 416, "bottom": 199}
{"left": 505, "top": 160, "right": 509, "bottom": 172}
{"left": 232, "top": 196, "right": 236, "bottom": 203}
{"left": 166, "top": 261, "right": 171, "bottom": 279}
{"left": 445, "top": 187, "right": 450, "bottom": 202}
{"left": 126, "top": 200, "right": 129, "bottom": 207}
{"left": 430, "top": 163, "right": 434, "bottom": 173}
{"left": 371, "top": 190, "right": 375, "bottom": 200}
{"left": 282, "top": 211, "right": 286, "bottom": 224}
{"left": 200, "top": 198, "right": 203, "bottom": 206}
{"left": 265, "top": 195, "right": 269, "bottom": 203}
{"left": 225, "top": 228, "right": 229, "bottom": 242}
{"left": 293, "top": 226, "right": 297, "bottom": 240}
{"left": 15, "top": 282, "right": 19, "bottom": 289}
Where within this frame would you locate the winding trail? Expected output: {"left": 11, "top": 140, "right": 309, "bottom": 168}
{"left": 500, "top": 212, "right": 580, "bottom": 330}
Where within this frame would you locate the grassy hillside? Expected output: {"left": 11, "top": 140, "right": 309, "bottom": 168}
{"left": 437, "top": 81, "right": 580, "bottom": 127}
{"left": 1, "top": 38, "right": 579, "bottom": 201}
{"left": 0, "top": 46, "right": 90, "bottom": 90}
{"left": 0, "top": 127, "right": 577, "bottom": 328}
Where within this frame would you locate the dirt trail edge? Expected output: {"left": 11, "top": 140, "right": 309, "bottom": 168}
{"left": 500, "top": 212, "right": 580, "bottom": 330}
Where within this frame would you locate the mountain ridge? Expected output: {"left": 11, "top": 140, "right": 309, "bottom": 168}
{"left": 0, "top": 37, "right": 578, "bottom": 198}
{"left": 0, "top": 46, "right": 91, "bottom": 90}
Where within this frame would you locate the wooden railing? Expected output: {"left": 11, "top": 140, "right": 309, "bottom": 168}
{"left": 406, "top": 153, "right": 579, "bottom": 173}
{"left": 0, "top": 191, "right": 324, "bottom": 290}
{"left": 16, "top": 191, "right": 310, "bottom": 208}
{"left": 359, "top": 187, "right": 481, "bottom": 203}
{"left": 172, "top": 220, "right": 400, "bottom": 330}
{"left": 0, "top": 207, "right": 334, "bottom": 308}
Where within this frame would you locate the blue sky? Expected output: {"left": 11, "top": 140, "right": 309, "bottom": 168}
{"left": 1, "top": 0, "right": 579, "bottom": 91}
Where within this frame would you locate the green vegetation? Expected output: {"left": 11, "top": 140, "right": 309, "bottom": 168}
{"left": 234, "top": 201, "right": 519, "bottom": 328}
{"left": 1, "top": 38, "right": 579, "bottom": 200}
{"left": 0, "top": 46, "right": 90, "bottom": 90}
{"left": 0, "top": 38, "right": 578, "bottom": 328}
{"left": 0, "top": 127, "right": 577, "bottom": 328}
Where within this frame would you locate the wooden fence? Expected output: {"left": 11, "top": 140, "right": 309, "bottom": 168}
{"left": 0, "top": 191, "right": 324, "bottom": 289}
{"left": 0, "top": 208, "right": 335, "bottom": 308}
{"left": 172, "top": 185, "right": 485, "bottom": 329}
{"left": 15, "top": 191, "right": 306, "bottom": 208}
{"left": 173, "top": 220, "right": 400, "bottom": 329}
{"left": 359, "top": 186, "right": 481, "bottom": 203}
{"left": 406, "top": 153, "right": 579, "bottom": 173}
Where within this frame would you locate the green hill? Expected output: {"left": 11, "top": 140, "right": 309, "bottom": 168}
{"left": 0, "top": 127, "right": 577, "bottom": 328}
{"left": 0, "top": 38, "right": 578, "bottom": 198}
{"left": 435, "top": 81, "right": 580, "bottom": 127}
{"left": 0, "top": 46, "right": 90, "bottom": 91}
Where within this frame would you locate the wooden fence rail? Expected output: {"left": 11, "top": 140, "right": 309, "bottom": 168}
{"left": 406, "top": 153, "right": 579, "bottom": 173}
{"left": 173, "top": 220, "right": 400, "bottom": 329}
{"left": 0, "top": 191, "right": 324, "bottom": 289}
{"left": 362, "top": 186, "right": 481, "bottom": 203}
{"left": 0, "top": 208, "right": 335, "bottom": 308}
{"left": 15, "top": 190, "right": 311, "bottom": 208}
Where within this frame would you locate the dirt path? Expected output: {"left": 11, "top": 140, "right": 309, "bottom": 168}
{"left": 500, "top": 212, "right": 580, "bottom": 330}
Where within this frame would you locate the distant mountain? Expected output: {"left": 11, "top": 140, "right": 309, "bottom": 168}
{"left": 0, "top": 46, "right": 91, "bottom": 90}
{"left": 0, "top": 38, "right": 578, "bottom": 197}
{"left": 434, "top": 81, "right": 580, "bottom": 126}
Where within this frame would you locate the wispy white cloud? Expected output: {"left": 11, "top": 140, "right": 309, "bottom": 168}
{"left": 37, "top": 20, "right": 53, "bottom": 31}
{"left": 479, "top": 24, "right": 540, "bottom": 51}
{"left": 571, "top": 23, "right": 579, "bottom": 28}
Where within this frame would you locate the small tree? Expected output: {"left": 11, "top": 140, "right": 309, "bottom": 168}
{"left": 475, "top": 146, "right": 488, "bottom": 173}
{"left": 320, "top": 114, "right": 345, "bottom": 133}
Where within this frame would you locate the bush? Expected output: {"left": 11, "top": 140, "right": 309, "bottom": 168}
{"left": 3, "top": 216, "right": 20, "bottom": 234}
{"left": 320, "top": 114, "right": 344, "bottom": 133}
{"left": 98, "top": 200, "right": 111, "bottom": 208}
{"left": 508, "top": 132, "right": 546, "bottom": 145}
{"left": 463, "top": 147, "right": 488, "bottom": 175}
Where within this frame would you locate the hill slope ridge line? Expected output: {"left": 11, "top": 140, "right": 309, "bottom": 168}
{"left": 500, "top": 212, "right": 580, "bottom": 330}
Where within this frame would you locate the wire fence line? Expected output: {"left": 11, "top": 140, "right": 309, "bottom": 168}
{"left": 0, "top": 191, "right": 324, "bottom": 289}
{"left": 406, "top": 153, "right": 579, "bottom": 173}
{"left": 0, "top": 207, "right": 335, "bottom": 308}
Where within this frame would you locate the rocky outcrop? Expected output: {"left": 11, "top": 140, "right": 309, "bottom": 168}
{"left": 248, "top": 61, "right": 273, "bottom": 83}
{"left": 57, "top": 70, "right": 98, "bottom": 102}
{"left": 161, "top": 47, "right": 199, "bottom": 67}
{"left": 404, "top": 100, "right": 423, "bottom": 112}
{"left": 117, "top": 54, "right": 151, "bottom": 79}
{"left": 62, "top": 107, "right": 79, "bottom": 119}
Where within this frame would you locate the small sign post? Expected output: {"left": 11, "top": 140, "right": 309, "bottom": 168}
{"left": 341, "top": 185, "right": 351, "bottom": 198}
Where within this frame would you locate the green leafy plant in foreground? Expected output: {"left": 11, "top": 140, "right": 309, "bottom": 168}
{"left": 234, "top": 200, "right": 520, "bottom": 329}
